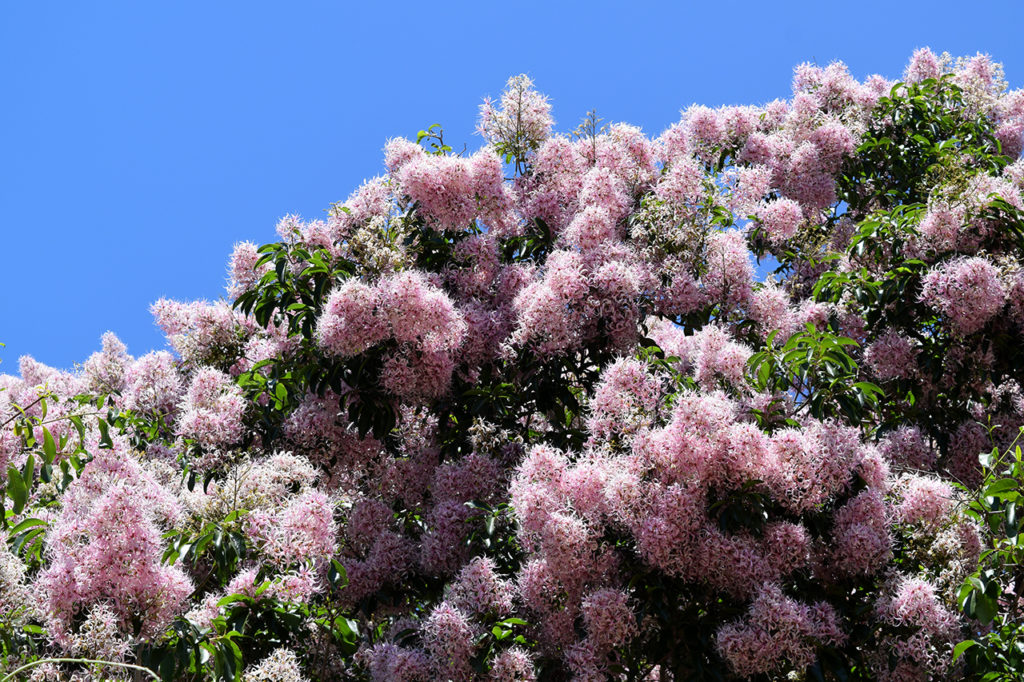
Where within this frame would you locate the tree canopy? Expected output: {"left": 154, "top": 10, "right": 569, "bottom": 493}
{"left": 3, "top": 49, "right": 1024, "bottom": 681}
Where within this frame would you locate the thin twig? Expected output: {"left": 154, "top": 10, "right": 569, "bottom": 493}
{"left": 1, "top": 657, "right": 160, "bottom": 681}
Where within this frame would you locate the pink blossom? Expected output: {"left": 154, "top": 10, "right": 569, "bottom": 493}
{"left": 250, "top": 489, "right": 337, "bottom": 568}
{"left": 244, "top": 647, "right": 308, "bottom": 682}
{"left": 655, "top": 156, "right": 705, "bottom": 207}
{"left": 634, "top": 483, "right": 705, "bottom": 574}
{"left": 422, "top": 602, "right": 476, "bottom": 681}
{"left": 703, "top": 230, "right": 754, "bottom": 306}
{"left": 879, "top": 576, "right": 957, "bottom": 639}
{"left": 904, "top": 48, "right": 943, "bottom": 83}
{"left": 655, "top": 267, "right": 707, "bottom": 317}
{"left": 562, "top": 205, "right": 617, "bottom": 251}
{"left": 587, "top": 357, "right": 660, "bottom": 441}
{"left": 829, "top": 489, "right": 892, "bottom": 577}
{"left": 878, "top": 426, "right": 935, "bottom": 470}
{"left": 864, "top": 332, "right": 918, "bottom": 380}
{"left": 489, "top": 647, "right": 535, "bottom": 681}
{"left": 918, "top": 203, "right": 965, "bottom": 251}
{"left": 227, "top": 241, "right": 268, "bottom": 299}
{"left": 765, "top": 421, "right": 865, "bottom": 512}
{"left": 316, "top": 280, "right": 389, "bottom": 357}
{"left": 997, "top": 118, "right": 1024, "bottom": 158}
{"left": 858, "top": 448, "right": 891, "bottom": 491}
{"left": 947, "top": 420, "right": 990, "bottom": 487}
{"left": 747, "top": 284, "right": 796, "bottom": 341}
{"left": 38, "top": 470, "right": 191, "bottom": 645}
{"left": 420, "top": 501, "right": 473, "bottom": 575}
{"left": 578, "top": 166, "right": 631, "bottom": 222}
{"left": 920, "top": 257, "right": 1006, "bottom": 334}
{"left": 895, "top": 475, "right": 954, "bottom": 528}
{"left": 716, "top": 584, "right": 846, "bottom": 678}
{"left": 755, "top": 198, "right": 803, "bottom": 241}
{"left": 396, "top": 148, "right": 512, "bottom": 233}
{"left": 683, "top": 105, "right": 724, "bottom": 152}
{"left": 383, "top": 137, "right": 422, "bottom": 174}
{"left": 808, "top": 120, "right": 856, "bottom": 173}
{"left": 477, "top": 74, "right": 554, "bottom": 154}
{"left": 358, "top": 643, "right": 431, "bottom": 682}
{"left": 381, "top": 270, "right": 467, "bottom": 353}
{"left": 685, "top": 325, "right": 752, "bottom": 390}
{"left": 449, "top": 557, "right": 513, "bottom": 616}
{"left": 176, "top": 367, "right": 246, "bottom": 448}
{"left": 329, "top": 176, "right": 393, "bottom": 241}
{"left": 582, "top": 588, "right": 638, "bottom": 650}
{"left": 81, "top": 332, "right": 132, "bottom": 395}
{"left": 381, "top": 349, "right": 457, "bottom": 402}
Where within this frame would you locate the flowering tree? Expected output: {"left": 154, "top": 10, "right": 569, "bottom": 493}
{"left": 2, "top": 50, "right": 1024, "bottom": 681}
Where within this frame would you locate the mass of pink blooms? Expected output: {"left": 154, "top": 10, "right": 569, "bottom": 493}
{"left": 2, "top": 48, "right": 1023, "bottom": 681}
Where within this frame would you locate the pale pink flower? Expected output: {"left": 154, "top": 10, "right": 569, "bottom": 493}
{"left": 920, "top": 257, "right": 1006, "bottom": 334}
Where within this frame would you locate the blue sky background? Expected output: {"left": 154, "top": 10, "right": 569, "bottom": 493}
{"left": 2, "top": 0, "right": 1023, "bottom": 370}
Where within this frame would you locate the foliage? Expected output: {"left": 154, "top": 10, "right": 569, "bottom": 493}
{"left": 2, "top": 48, "right": 1024, "bottom": 681}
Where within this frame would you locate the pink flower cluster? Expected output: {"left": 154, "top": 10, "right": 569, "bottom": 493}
{"left": 81, "top": 331, "right": 132, "bottom": 395}
{"left": 389, "top": 145, "right": 514, "bottom": 234}
{"left": 328, "top": 176, "right": 393, "bottom": 243}
{"left": 151, "top": 298, "right": 250, "bottom": 366}
{"left": 176, "top": 367, "right": 247, "bottom": 447}
{"left": 316, "top": 271, "right": 468, "bottom": 401}
{"left": 754, "top": 198, "right": 804, "bottom": 241}
{"left": 655, "top": 324, "right": 752, "bottom": 390}
{"left": 447, "top": 556, "right": 513, "bottom": 616}
{"left": 716, "top": 583, "right": 846, "bottom": 677}
{"left": 477, "top": 74, "right": 554, "bottom": 155}
{"left": 864, "top": 332, "right": 918, "bottom": 380}
{"left": 703, "top": 231, "right": 755, "bottom": 307}
{"left": 315, "top": 280, "right": 389, "bottom": 357}
{"left": 586, "top": 357, "right": 660, "bottom": 442}
{"left": 920, "top": 257, "right": 1006, "bottom": 334}
{"left": 829, "top": 489, "right": 892, "bottom": 577}
{"left": 581, "top": 588, "right": 638, "bottom": 651}
{"left": 918, "top": 202, "right": 965, "bottom": 251}
{"left": 895, "top": 474, "right": 954, "bottom": 528}
{"left": 358, "top": 642, "right": 431, "bottom": 682}
{"left": 421, "top": 601, "right": 476, "bottom": 681}
{"left": 879, "top": 425, "right": 936, "bottom": 470}
{"left": 122, "top": 350, "right": 184, "bottom": 418}
{"left": 245, "top": 489, "right": 337, "bottom": 568}
{"left": 227, "top": 240, "right": 270, "bottom": 299}
{"left": 38, "top": 448, "right": 192, "bottom": 647}
{"left": 873, "top": 575, "right": 959, "bottom": 678}
{"left": 510, "top": 248, "right": 647, "bottom": 356}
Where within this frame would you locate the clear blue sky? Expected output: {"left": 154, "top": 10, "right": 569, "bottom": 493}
{"left": 3, "top": 1, "right": 1022, "bottom": 370}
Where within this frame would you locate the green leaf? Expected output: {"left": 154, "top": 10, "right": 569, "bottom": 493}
{"left": 329, "top": 558, "right": 348, "bottom": 588}
{"left": 953, "top": 639, "right": 977, "bottom": 662}
{"left": 852, "top": 381, "right": 883, "bottom": 396}
{"left": 217, "top": 593, "right": 253, "bottom": 608}
{"left": 21, "top": 453, "right": 35, "bottom": 490}
{"left": 8, "top": 516, "right": 46, "bottom": 536}
{"left": 11, "top": 526, "right": 45, "bottom": 557}
{"left": 68, "top": 414, "right": 86, "bottom": 442}
{"left": 97, "top": 418, "right": 112, "bottom": 449}
{"left": 984, "top": 478, "right": 1019, "bottom": 498}
{"left": 974, "top": 590, "right": 998, "bottom": 624}
{"left": 42, "top": 427, "right": 56, "bottom": 463}
{"left": 6, "top": 465, "right": 28, "bottom": 514}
